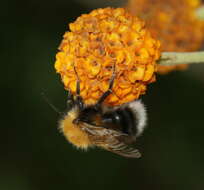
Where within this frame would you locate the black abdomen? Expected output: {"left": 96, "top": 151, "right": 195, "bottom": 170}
{"left": 102, "top": 108, "right": 137, "bottom": 136}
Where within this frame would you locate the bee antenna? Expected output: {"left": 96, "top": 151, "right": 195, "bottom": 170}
{"left": 41, "top": 91, "right": 62, "bottom": 115}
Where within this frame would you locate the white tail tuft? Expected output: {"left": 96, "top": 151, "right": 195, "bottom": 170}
{"left": 127, "top": 100, "right": 147, "bottom": 137}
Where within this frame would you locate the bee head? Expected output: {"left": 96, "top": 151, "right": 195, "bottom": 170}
{"left": 73, "top": 105, "right": 102, "bottom": 125}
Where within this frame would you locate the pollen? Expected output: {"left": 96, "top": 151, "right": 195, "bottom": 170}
{"left": 128, "top": 0, "right": 204, "bottom": 74}
{"left": 55, "top": 8, "right": 160, "bottom": 106}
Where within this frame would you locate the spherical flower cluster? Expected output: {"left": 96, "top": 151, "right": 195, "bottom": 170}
{"left": 55, "top": 8, "right": 160, "bottom": 106}
{"left": 128, "top": 0, "right": 204, "bottom": 74}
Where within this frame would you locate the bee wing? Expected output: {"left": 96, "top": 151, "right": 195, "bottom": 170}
{"left": 80, "top": 122, "right": 141, "bottom": 158}
{"left": 80, "top": 122, "right": 127, "bottom": 137}
{"left": 102, "top": 137, "right": 141, "bottom": 158}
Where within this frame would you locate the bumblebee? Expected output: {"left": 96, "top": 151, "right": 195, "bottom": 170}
{"left": 59, "top": 67, "right": 147, "bottom": 158}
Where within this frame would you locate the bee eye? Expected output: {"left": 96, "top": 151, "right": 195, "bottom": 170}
{"left": 73, "top": 118, "right": 79, "bottom": 125}
{"left": 76, "top": 106, "right": 102, "bottom": 125}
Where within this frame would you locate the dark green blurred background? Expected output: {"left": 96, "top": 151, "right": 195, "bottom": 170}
{"left": 2, "top": 0, "right": 204, "bottom": 189}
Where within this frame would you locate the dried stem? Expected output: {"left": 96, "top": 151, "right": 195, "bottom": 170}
{"left": 158, "top": 52, "right": 204, "bottom": 66}
{"left": 196, "top": 5, "right": 204, "bottom": 20}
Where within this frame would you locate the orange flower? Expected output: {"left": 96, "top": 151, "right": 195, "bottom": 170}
{"left": 55, "top": 8, "right": 160, "bottom": 106}
{"left": 127, "top": 0, "right": 204, "bottom": 74}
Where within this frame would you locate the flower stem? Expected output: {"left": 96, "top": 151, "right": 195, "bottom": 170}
{"left": 196, "top": 5, "right": 204, "bottom": 20}
{"left": 158, "top": 51, "right": 204, "bottom": 66}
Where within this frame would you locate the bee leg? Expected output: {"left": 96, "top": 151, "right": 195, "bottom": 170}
{"left": 66, "top": 91, "right": 74, "bottom": 111}
{"left": 74, "top": 66, "right": 84, "bottom": 109}
{"left": 97, "top": 64, "right": 116, "bottom": 105}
